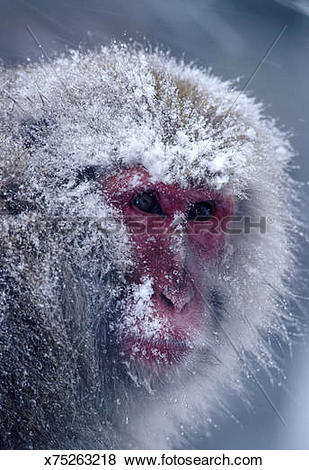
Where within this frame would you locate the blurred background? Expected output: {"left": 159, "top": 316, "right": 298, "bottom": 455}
{"left": 1, "top": 0, "right": 308, "bottom": 450}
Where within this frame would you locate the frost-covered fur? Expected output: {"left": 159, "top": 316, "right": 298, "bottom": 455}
{"left": 0, "top": 44, "right": 298, "bottom": 449}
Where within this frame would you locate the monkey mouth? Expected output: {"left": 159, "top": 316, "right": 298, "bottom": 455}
{"left": 122, "top": 335, "right": 191, "bottom": 365}
{"left": 116, "top": 282, "right": 203, "bottom": 365}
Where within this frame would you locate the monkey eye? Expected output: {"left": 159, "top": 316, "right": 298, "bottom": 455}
{"left": 187, "top": 201, "right": 216, "bottom": 221}
{"left": 132, "top": 192, "right": 163, "bottom": 214}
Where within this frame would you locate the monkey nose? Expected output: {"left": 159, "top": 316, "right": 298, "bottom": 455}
{"left": 160, "top": 286, "right": 193, "bottom": 313}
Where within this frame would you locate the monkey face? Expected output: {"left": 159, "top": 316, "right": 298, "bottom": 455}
{"left": 102, "top": 167, "right": 235, "bottom": 366}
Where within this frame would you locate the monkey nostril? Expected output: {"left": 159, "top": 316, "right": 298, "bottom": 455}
{"left": 160, "top": 292, "right": 174, "bottom": 308}
{"left": 160, "top": 288, "right": 192, "bottom": 314}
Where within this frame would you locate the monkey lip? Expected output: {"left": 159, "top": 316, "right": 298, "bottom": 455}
{"left": 122, "top": 335, "right": 191, "bottom": 365}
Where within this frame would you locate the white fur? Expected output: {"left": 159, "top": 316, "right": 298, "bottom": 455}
{"left": 0, "top": 44, "right": 299, "bottom": 449}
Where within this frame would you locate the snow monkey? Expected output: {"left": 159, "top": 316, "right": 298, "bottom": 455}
{"left": 0, "top": 44, "right": 298, "bottom": 449}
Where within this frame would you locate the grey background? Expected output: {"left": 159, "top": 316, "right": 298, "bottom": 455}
{"left": 1, "top": 0, "right": 308, "bottom": 449}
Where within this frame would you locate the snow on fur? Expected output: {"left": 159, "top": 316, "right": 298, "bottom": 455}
{"left": 0, "top": 43, "right": 298, "bottom": 449}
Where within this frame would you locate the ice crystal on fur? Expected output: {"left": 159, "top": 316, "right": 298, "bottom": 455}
{"left": 0, "top": 43, "right": 298, "bottom": 449}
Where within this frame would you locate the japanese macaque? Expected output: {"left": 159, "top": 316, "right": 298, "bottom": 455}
{"left": 0, "top": 44, "right": 298, "bottom": 449}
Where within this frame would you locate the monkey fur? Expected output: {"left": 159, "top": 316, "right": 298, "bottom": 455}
{"left": 0, "top": 44, "right": 299, "bottom": 449}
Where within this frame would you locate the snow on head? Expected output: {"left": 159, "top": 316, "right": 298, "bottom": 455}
{"left": 1, "top": 43, "right": 291, "bottom": 200}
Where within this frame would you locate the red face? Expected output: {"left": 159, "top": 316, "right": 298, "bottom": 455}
{"left": 102, "top": 167, "right": 234, "bottom": 366}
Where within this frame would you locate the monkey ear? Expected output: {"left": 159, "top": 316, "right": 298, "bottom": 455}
{"left": 20, "top": 117, "right": 53, "bottom": 150}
